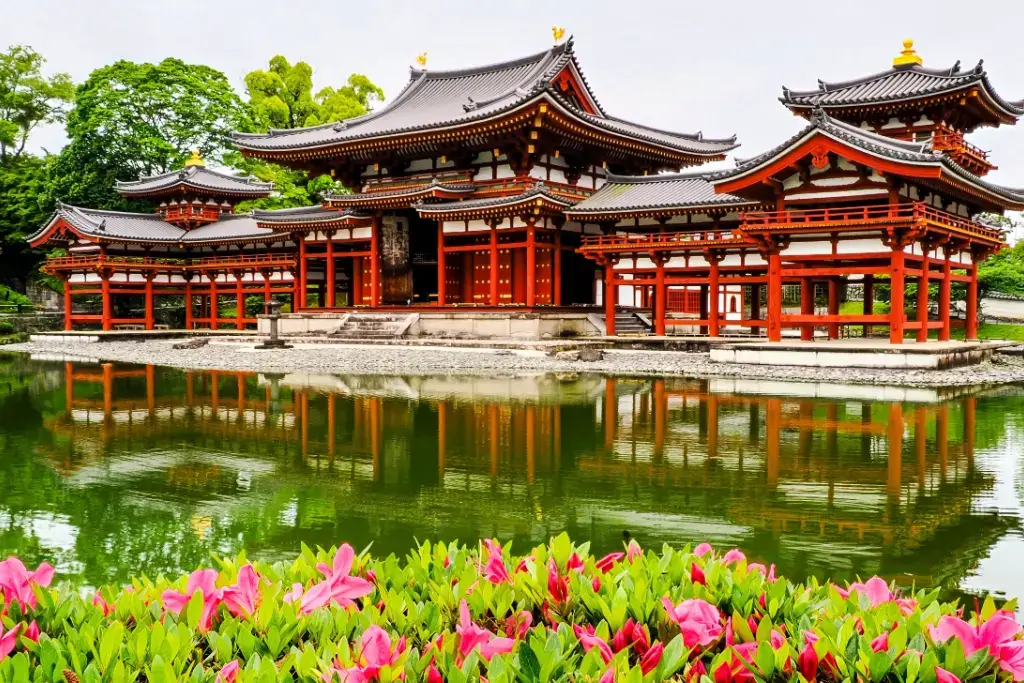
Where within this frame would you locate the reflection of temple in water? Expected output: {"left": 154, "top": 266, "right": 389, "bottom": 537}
{"left": 44, "top": 361, "right": 1011, "bottom": 587}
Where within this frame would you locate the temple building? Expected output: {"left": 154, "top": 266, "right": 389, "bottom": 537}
{"left": 31, "top": 37, "right": 1020, "bottom": 343}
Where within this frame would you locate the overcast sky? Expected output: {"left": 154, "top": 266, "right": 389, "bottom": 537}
{"left": 6, "top": 0, "right": 1024, "bottom": 186}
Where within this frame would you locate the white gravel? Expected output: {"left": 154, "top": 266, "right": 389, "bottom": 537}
{"left": 7, "top": 339, "right": 1024, "bottom": 388}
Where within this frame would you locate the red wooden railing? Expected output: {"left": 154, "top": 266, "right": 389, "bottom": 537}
{"left": 740, "top": 201, "right": 1003, "bottom": 240}
{"left": 932, "top": 132, "right": 992, "bottom": 168}
{"left": 161, "top": 206, "right": 222, "bottom": 222}
{"left": 580, "top": 230, "right": 740, "bottom": 249}
{"left": 43, "top": 253, "right": 295, "bottom": 271}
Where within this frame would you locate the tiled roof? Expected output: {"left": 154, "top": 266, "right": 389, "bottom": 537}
{"left": 116, "top": 165, "right": 274, "bottom": 197}
{"left": 415, "top": 185, "right": 577, "bottom": 215}
{"left": 31, "top": 204, "right": 278, "bottom": 245}
{"left": 252, "top": 205, "right": 370, "bottom": 225}
{"left": 711, "top": 109, "right": 1024, "bottom": 208}
{"left": 566, "top": 171, "right": 755, "bottom": 215}
{"left": 324, "top": 180, "right": 476, "bottom": 203}
{"left": 781, "top": 61, "right": 1024, "bottom": 118}
{"left": 233, "top": 39, "right": 736, "bottom": 158}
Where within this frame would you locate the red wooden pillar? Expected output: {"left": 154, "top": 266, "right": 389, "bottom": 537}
{"left": 101, "top": 271, "right": 112, "bottom": 332}
{"left": 553, "top": 229, "right": 562, "bottom": 306}
{"left": 966, "top": 261, "right": 979, "bottom": 341}
{"left": 489, "top": 223, "right": 499, "bottom": 306}
{"left": 210, "top": 277, "right": 219, "bottom": 331}
{"left": 63, "top": 278, "right": 72, "bottom": 331}
{"left": 800, "top": 277, "right": 814, "bottom": 341}
{"left": 828, "top": 279, "right": 840, "bottom": 339}
{"left": 916, "top": 248, "right": 931, "bottom": 342}
{"left": 297, "top": 236, "right": 308, "bottom": 311}
{"left": 184, "top": 280, "right": 193, "bottom": 330}
{"left": 325, "top": 232, "right": 336, "bottom": 308}
{"left": 604, "top": 261, "right": 616, "bottom": 336}
{"left": 938, "top": 250, "right": 952, "bottom": 342}
{"left": 437, "top": 224, "right": 446, "bottom": 307}
{"left": 352, "top": 257, "right": 363, "bottom": 306}
{"left": 767, "top": 251, "right": 782, "bottom": 342}
{"left": 889, "top": 248, "right": 906, "bottom": 344}
{"left": 235, "top": 272, "right": 245, "bottom": 330}
{"left": 654, "top": 256, "right": 666, "bottom": 336}
{"left": 370, "top": 216, "right": 381, "bottom": 307}
{"left": 525, "top": 222, "right": 537, "bottom": 307}
{"left": 263, "top": 272, "right": 272, "bottom": 307}
{"left": 144, "top": 274, "right": 155, "bottom": 330}
{"left": 863, "top": 275, "right": 874, "bottom": 338}
{"left": 708, "top": 256, "right": 721, "bottom": 337}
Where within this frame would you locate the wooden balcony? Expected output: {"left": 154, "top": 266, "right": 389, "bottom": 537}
{"left": 160, "top": 205, "right": 223, "bottom": 224}
{"left": 738, "top": 202, "right": 1004, "bottom": 243}
{"left": 42, "top": 253, "right": 296, "bottom": 274}
{"left": 932, "top": 132, "right": 996, "bottom": 175}
{"left": 579, "top": 230, "right": 746, "bottom": 253}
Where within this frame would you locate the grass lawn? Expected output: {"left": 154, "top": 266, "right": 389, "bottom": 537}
{"left": 839, "top": 301, "right": 890, "bottom": 315}
{"left": 935, "top": 322, "right": 1024, "bottom": 342}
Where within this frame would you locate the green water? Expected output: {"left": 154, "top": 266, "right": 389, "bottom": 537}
{"left": 1, "top": 353, "right": 1022, "bottom": 599}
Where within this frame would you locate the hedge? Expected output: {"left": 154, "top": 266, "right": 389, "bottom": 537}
{"left": 0, "top": 534, "right": 1021, "bottom": 683}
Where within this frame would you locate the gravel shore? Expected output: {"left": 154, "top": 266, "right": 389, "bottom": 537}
{"left": 6, "top": 338, "right": 1024, "bottom": 388}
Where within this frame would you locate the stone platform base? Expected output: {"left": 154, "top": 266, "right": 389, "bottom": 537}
{"left": 710, "top": 339, "right": 1011, "bottom": 370}
{"left": 261, "top": 310, "right": 601, "bottom": 339}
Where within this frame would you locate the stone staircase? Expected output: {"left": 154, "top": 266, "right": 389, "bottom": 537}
{"left": 614, "top": 312, "right": 652, "bottom": 336}
{"left": 329, "top": 313, "right": 417, "bottom": 339}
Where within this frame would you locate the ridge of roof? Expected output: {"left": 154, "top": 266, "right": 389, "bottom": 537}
{"left": 782, "top": 61, "right": 972, "bottom": 99}
{"left": 115, "top": 164, "right": 274, "bottom": 194}
{"left": 568, "top": 172, "right": 754, "bottom": 214}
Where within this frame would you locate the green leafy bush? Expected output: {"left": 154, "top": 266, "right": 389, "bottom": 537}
{"left": 0, "top": 535, "right": 1020, "bottom": 683}
{"left": 0, "top": 320, "right": 16, "bottom": 335}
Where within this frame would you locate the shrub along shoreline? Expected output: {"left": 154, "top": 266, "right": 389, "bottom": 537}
{"left": 0, "top": 535, "right": 1021, "bottom": 683}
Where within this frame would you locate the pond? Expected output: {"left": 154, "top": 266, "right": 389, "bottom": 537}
{"left": 0, "top": 352, "right": 1022, "bottom": 601}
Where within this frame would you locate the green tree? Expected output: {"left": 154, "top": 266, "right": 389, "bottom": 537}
{"left": 245, "top": 56, "right": 382, "bottom": 130}
{"left": 0, "top": 45, "right": 74, "bottom": 162}
{"left": 979, "top": 240, "right": 1024, "bottom": 297}
{"left": 234, "top": 57, "right": 383, "bottom": 211}
{"left": 0, "top": 155, "right": 53, "bottom": 288}
{"left": 48, "top": 58, "right": 248, "bottom": 210}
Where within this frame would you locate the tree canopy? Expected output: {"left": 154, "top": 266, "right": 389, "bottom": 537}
{"left": 0, "top": 45, "right": 74, "bottom": 162}
{"left": 245, "top": 56, "right": 383, "bottom": 130}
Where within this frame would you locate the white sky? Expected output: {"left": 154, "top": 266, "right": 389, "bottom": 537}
{"left": 6, "top": 0, "right": 1024, "bottom": 187}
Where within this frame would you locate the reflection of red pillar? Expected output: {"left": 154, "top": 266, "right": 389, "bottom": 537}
{"left": 489, "top": 404, "right": 499, "bottom": 479}
{"left": 800, "top": 277, "right": 814, "bottom": 341}
{"left": 765, "top": 398, "right": 780, "bottom": 486}
{"left": 707, "top": 394, "right": 719, "bottom": 458}
{"left": 653, "top": 380, "right": 666, "bottom": 459}
{"left": 915, "top": 406, "right": 927, "bottom": 490}
{"left": 889, "top": 249, "right": 905, "bottom": 344}
{"left": 102, "top": 363, "right": 113, "bottom": 416}
{"left": 937, "top": 403, "right": 949, "bottom": 481}
{"left": 939, "top": 253, "right": 952, "bottom": 342}
{"left": 526, "top": 405, "right": 536, "bottom": 484}
{"left": 603, "top": 378, "right": 617, "bottom": 452}
{"left": 64, "top": 362, "right": 74, "bottom": 413}
{"left": 211, "top": 371, "right": 220, "bottom": 415}
{"left": 963, "top": 397, "right": 976, "bottom": 465}
{"left": 767, "top": 252, "right": 782, "bottom": 342}
{"left": 966, "top": 263, "right": 979, "bottom": 341}
{"left": 489, "top": 224, "right": 499, "bottom": 306}
{"left": 604, "top": 262, "right": 616, "bottom": 336}
{"left": 327, "top": 394, "right": 336, "bottom": 459}
{"left": 146, "top": 365, "right": 155, "bottom": 416}
{"left": 185, "top": 371, "right": 194, "bottom": 407}
{"left": 887, "top": 403, "right": 903, "bottom": 499}
{"left": 437, "top": 401, "right": 446, "bottom": 479}
{"left": 236, "top": 373, "right": 245, "bottom": 417}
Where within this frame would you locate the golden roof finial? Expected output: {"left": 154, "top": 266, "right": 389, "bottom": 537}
{"left": 893, "top": 39, "right": 922, "bottom": 67}
{"left": 552, "top": 26, "right": 566, "bottom": 43}
{"left": 416, "top": 52, "right": 428, "bottom": 69}
{"left": 184, "top": 149, "right": 205, "bottom": 167}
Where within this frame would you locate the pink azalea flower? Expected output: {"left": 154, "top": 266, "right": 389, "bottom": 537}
{"left": 427, "top": 663, "right": 443, "bottom": 683}
{"left": 595, "top": 552, "right": 624, "bottom": 573}
{"left": 503, "top": 610, "right": 533, "bottom": 639}
{"left": 930, "top": 613, "right": 1024, "bottom": 677}
{"left": 216, "top": 660, "right": 240, "bottom": 683}
{"left": 871, "top": 632, "right": 889, "bottom": 653}
{"left": 223, "top": 564, "right": 261, "bottom": 618}
{"left": 694, "top": 543, "right": 713, "bottom": 558}
{"left": 935, "top": 667, "right": 961, "bottom": 683}
{"left": 592, "top": 576, "right": 602, "bottom": 592}
{"left": 797, "top": 640, "right": 818, "bottom": 680}
{"left": 282, "top": 582, "right": 303, "bottom": 604}
{"left": 640, "top": 641, "right": 664, "bottom": 674}
{"left": 483, "top": 539, "right": 504, "bottom": 558}
{"left": 662, "top": 597, "right": 724, "bottom": 648}
{"left": 0, "top": 623, "right": 19, "bottom": 661}
{"left": 566, "top": 553, "right": 585, "bottom": 573}
{"left": 847, "top": 577, "right": 917, "bottom": 614}
{"left": 300, "top": 544, "right": 373, "bottom": 614}
{"left": 24, "top": 621, "right": 39, "bottom": 642}
{"left": 323, "top": 625, "right": 406, "bottom": 683}
{"left": 483, "top": 553, "right": 512, "bottom": 585}
{"left": 456, "top": 599, "right": 515, "bottom": 662}
{"left": 722, "top": 549, "right": 746, "bottom": 565}
{"left": 161, "top": 568, "right": 222, "bottom": 632}
{"left": 0, "top": 557, "right": 55, "bottom": 610}
{"left": 547, "top": 558, "right": 569, "bottom": 603}
{"left": 92, "top": 592, "right": 113, "bottom": 616}
{"left": 598, "top": 667, "right": 615, "bottom": 683}
{"left": 691, "top": 563, "right": 706, "bottom": 586}
{"left": 574, "top": 624, "right": 613, "bottom": 663}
